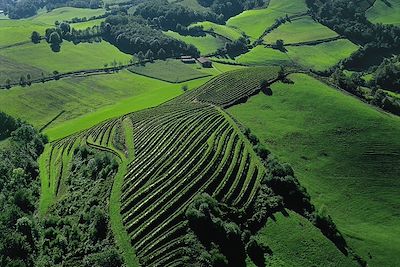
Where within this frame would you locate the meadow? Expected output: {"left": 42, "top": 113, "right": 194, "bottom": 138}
{"left": 236, "top": 46, "right": 292, "bottom": 66}
{"left": 366, "top": 0, "right": 400, "bottom": 25}
{"left": 0, "top": 7, "right": 105, "bottom": 47}
{"left": 229, "top": 73, "right": 400, "bottom": 266}
{"left": 190, "top": 21, "right": 243, "bottom": 40}
{"left": 250, "top": 210, "right": 356, "bottom": 267}
{"left": 70, "top": 18, "right": 105, "bottom": 30}
{"left": 164, "top": 30, "right": 225, "bottom": 55}
{"left": 286, "top": 39, "right": 359, "bottom": 70}
{"left": 263, "top": 16, "right": 339, "bottom": 44}
{"left": 226, "top": 0, "right": 307, "bottom": 41}
{"left": 127, "top": 59, "right": 211, "bottom": 83}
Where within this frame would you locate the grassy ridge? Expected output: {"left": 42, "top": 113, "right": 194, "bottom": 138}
{"left": 236, "top": 46, "right": 292, "bottom": 66}
{"left": 229, "top": 73, "right": 400, "bottom": 266}
{"left": 226, "top": 0, "right": 307, "bottom": 40}
{"left": 191, "top": 21, "right": 243, "bottom": 40}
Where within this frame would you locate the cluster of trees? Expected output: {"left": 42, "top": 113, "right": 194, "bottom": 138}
{"left": 373, "top": 56, "right": 400, "bottom": 91}
{"left": 197, "top": 0, "right": 265, "bottom": 20}
{"left": 102, "top": 15, "right": 200, "bottom": 58}
{"left": 37, "top": 146, "right": 123, "bottom": 266}
{"left": 0, "top": 116, "right": 47, "bottom": 266}
{"left": 134, "top": 0, "right": 220, "bottom": 31}
{"left": 3, "top": 0, "right": 43, "bottom": 19}
{"left": 45, "top": 0, "right": 102, "bottom": 11}
{"left": 307, "top": 0, "right": 400, "bottom": 70}
{"left": 217, "top": 37, "right": 249, "bottom": 57}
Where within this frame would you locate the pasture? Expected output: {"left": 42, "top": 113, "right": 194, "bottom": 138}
{"left": 226, "top": 0, "right": 307, "bottom": 41}
{"left": 191, "top": 21, "right": 243, "bottom": 40}
{"left": 229, "top": 73, "right": 400, "bottom": 266}
{"left": 250, "top": 210, "right": 356, "bottom": 266}
{"left": 366, "top": 0, "right": 400, "bottom": 25}
{"left": 127, "top": 59, "right": 211, "bottom": 83}
{"left": 286, "top": 39, "right": 359, "bottom": 70}
{"left": 263, "top": 16, "right": 339, "bottom": 44}
{"left": 0, "top": 41, "right": 131, "bottom": 82}
{"left": 164, "top": 30, "right": 226, "bottom": 55}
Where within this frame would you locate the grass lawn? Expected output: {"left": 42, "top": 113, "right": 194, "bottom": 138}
{"left": 0, "top": 7, "right": 105, "bottom": 47}
{"left": 229, "top": 73, "right": 400, "bottom": 266}
{"left": 0, "top": 41, "right": 130, "bottom": 79}
{"left": 286, "top": 39, "right": 359, "bottom": 70}
{"left": 236, "top": 46, "right": 292, "bottom": 66}
{"left": 366, "top": 0, "right": 400, "bottom": 25}
{"left": 249, "top": 210, "right": 356, "bottom": 266}
{"left": 128, "top": 59, "right": 211, "bottom": 83}
{"left": 263, "top": 16, "right": 339, "bottom": 44}
{"left": 191, "top": 21, "right": 243, "bottom": 40}
{"left": 164, "top": 30, "right": 226, "bottom": 55}
{"left": 226, "top": 0, "right": 307, "bottom": 41}
{"left": 0, "top": 55, "right": 45, "bottom": 84}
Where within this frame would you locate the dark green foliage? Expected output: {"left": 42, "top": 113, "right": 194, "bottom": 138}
{"left": 0, "top": 111, "right": 20, "bottom": 141}
{"left": 246, "top": 237, "right": 268, "bottom": 267}
{"left": 0, "top": 122, "right": 46, "bottom": 266}
{"left": 5, "top": 0, "right": 41, "bottom": 19}
{"left": 31, "top": 31, "right": 41, "bottom": 44}
{"left": 374, "top": 56, "right": 400, "bottom": 92}
{"left": 197, "top": 0, "right": 264, "bottom": 20}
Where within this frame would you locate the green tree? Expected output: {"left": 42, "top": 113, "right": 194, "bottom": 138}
{"left": 31, "top": 31, "right": 41, "bottom": 44}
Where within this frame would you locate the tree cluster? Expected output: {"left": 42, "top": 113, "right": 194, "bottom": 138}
{"left": 0, "top": 120, "right": 47, "bottom": 266}
{"left": 4, "top": 0, "right": 43, "bottom": 19}
{"left": 37, "top": 146, "right": 123, "bottom": 266}
{"left": 197, "top": 0, "right": 265, "bottom": 20}
{"left": 102, "top": 15, "right": 200, "bottom": 58}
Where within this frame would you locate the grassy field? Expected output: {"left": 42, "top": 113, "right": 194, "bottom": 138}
{"left": 366, "top": 0, "right": 400, "bottom": 25}
{"left": 0, "top": 41, "right": 130, "bottom": 82}
{"left": 263, "top": 16, "right": 339, "bottom": 44}
{"left": 128, "top": 59, "right": 211, "bottom": 83}
{"left": 0, "top": 7, "right": 105, "bottom": 47}
{"left": 70, "top": 18, "right": 105, "bottom": 30}
{"left": 286, "top": 39, "right": 359, "bottom": 70}
{"left": 191, "top": 21, "right": 243, "bottom": 40}
{"left": 226, "top": 0, "right": 307, "bottom": 41}
{"left": 236, "top": 46, "right": 292, "bottom": 66}
{"left": 248, "top": 210, "right": 356, "bottom": 266}
{"left": 229, "top": 73, "right": 400, "bottom": 266}
{"left": 0, "top": 70, "right": 209, "bottom": 137}
{"left": 164, "top": 30, "right": 225, "bottom": 55}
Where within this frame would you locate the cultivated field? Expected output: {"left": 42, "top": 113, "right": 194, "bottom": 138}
{"left": 229, "top": 73, "right": 400, "bottom": 266}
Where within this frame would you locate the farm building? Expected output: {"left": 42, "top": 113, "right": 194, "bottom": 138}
{"left": 180, "top": 55, "right": 196, "bottom": 64}
{"left": 197, "top": 57, "right": 212, "bottom": 68}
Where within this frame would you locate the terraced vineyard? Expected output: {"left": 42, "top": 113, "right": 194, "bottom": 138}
{"left": 40, "top": 67, "right": 281, "bottom": 266}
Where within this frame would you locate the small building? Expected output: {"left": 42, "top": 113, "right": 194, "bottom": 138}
{"left": 180, "top": 56, "right": 196, "bottom": 64}
{"left": 197, "top": 57, "right": 212, "bottom": 68}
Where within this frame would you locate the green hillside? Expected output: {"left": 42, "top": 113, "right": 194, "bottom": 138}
{"left": 229, "top": 73, "right": 400, "bottom": 266}
{"left": 366, "top": 0, "right": 400, "bottom": 25}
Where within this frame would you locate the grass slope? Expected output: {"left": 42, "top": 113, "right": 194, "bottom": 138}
{"left": 164, "top": 30, "right": 225, "bottom": 55}
{"left": 229, "top": 73, "right": 400, "bottom": 266}
{"left": 366, "top": 0, "right": 400, "bottom": 25}
{"left": 128, "top": 59, "right": 211, "bottom": 83}
{"left": 71, "top": 18, "right": 105, "bottom": 30}
{"left": 226, "top": 0, "right": 307, "bottom": 41}
{"left": 263, "top": 16, "right": 339, "bottom": 44}
{"left": 191, "top": 21, "right": 243, "bottom": 40}
{"left": 286, "top": 39, "right": 359, "bottom": 70}
{"left": 249, "top": 210, "right": 356, "bottom": 266}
